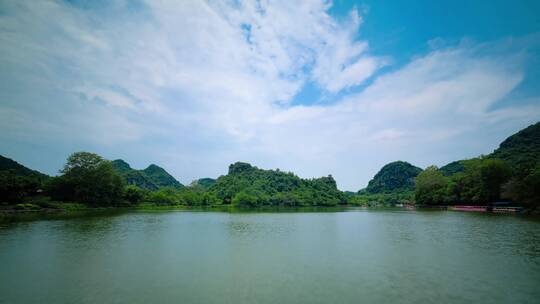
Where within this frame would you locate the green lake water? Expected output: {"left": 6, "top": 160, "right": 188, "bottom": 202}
{"left": 1, "top": 209, "right": 539, "bottom": 304}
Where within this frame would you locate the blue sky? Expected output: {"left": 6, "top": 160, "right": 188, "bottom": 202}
{"left": 1, "top": 0, "right": 539, "bottom": 190}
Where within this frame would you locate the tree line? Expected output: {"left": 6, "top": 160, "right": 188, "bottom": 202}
{"left": 1, "top": 152, "right": 345, "bottom": 208}
{"left": 414, "top": 157, "right": 540, "bottom": 209}
{"left": 1, "top": 151, "right": 539, "bottom": 211}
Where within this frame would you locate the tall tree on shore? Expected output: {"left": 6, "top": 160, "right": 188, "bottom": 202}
{"left": 46, "top": 152, "right": 124, "bottom": 206}
{"left": 415, "top": 166, "right": 448, "bottom": 205}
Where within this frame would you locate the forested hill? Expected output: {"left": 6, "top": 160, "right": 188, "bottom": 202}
{"left": 209, "top": 162, "right": 345, "bottom": 206}
{"left": 0, "top": 155, "right": 48, "bottom": 181}
{"left": 363, "top": 161, "right": 422, "bottom": 193}
{"left": 439, "top": 122, "right": 540, "bottom": 175}
{"left": 111, "top": 159, "right": 183, "bottom": 191}
{"left": 490, "top": 122, "right": 540, "bottom": 168}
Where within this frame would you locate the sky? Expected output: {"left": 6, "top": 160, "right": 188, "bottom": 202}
{"left": 1, "top": 0, "right": 539, "bottom": 191}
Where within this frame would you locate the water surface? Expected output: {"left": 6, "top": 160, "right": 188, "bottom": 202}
{"left": 1, "top": 209, "right": 539, "bottom": 304}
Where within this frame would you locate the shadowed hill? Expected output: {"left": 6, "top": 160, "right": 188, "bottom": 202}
{"left": 0, "top": 155, "right": 48, "bottom": 181}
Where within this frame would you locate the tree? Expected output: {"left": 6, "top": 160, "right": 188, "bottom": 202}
{"left": 232, "top": 191, "right": 259, "bottom": 207}
{"left": 46, "top": 152, "right": 124, "bottom": 206}
{"left": 479, "top": 159, "right": 512, "bottom": 202}
{"left": 146, "top": 188, "right": 181, "bottom": 205}
{"left": 503, "top": 164, "right": 540, "bottom": 210}
{"left": 62, "top": 152, "right": 104, "bottom": 174}
{"left": 415, "top": 166, "right": 448, "bottom": 205}
{"left": 123, "top": 185, "right": 146, "bottom": 204}
{"left": 444, "top": 158, "right": 512, "bottom": 204}
{"left": 0, "top": 170, "right": 41, "bottom": 202}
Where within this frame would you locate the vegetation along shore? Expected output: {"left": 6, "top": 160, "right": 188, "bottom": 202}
{"left": 2, "top": 122, "right": 539, "bottom": 217}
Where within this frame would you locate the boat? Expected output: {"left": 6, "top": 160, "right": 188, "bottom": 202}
{"left": 449, "top": 205, "right": 487, "bottom": 212}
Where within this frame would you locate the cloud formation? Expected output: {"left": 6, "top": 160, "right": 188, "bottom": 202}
{"left": 0, "top": 0, "right": 539, "bottom": 190}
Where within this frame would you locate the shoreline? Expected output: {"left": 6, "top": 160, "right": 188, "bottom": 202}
{"left": 2, "top": 203, "right": 537, "bottom": 224}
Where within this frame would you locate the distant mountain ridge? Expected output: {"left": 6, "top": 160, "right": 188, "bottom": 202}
{"left": 111, "top": 159, "right": 183, "bottom": 190}
{"left": 0, "top": 155, "right": 48, "bottom": 180}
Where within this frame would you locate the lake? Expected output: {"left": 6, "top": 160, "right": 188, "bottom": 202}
{"left": 1, "top": 208, "right": 539, "bottom": 304}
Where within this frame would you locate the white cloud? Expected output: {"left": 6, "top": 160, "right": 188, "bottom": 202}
{"left": 0, "top": 0, "right": 539, "bottom": 190}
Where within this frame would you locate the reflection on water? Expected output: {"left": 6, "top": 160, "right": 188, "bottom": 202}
{"left": 0, "top": 209, "right": 539, "bottom": 304}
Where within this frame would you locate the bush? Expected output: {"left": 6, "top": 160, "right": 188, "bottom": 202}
{"left": 0, "top": 170, "right": 41, "bottom": 203}
{"left": 123, "top": 185, "right": 146, "bottom": 204}
{"left": 146, "top": 188, "right": 181, "bottom": 205}
{"left": 232, "top": 191, "right": 259, "bottom": 207}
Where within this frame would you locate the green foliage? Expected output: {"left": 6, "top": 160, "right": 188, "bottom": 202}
{"left": 0, "top": 170, "right": 41, "bottom": 202}
{"left": 123, "top": 185, "right": 147, "bottom": 204}
{"left": 111, "top": 159, "right": 183, "bottom": 191}
{"left": 490, "top": 122, "right": 540, "bottom": 168}
{"left": 61, "top": 152, "right": 104, "bottom": 174}
{"left": 123, "top": 170, "right": 160, "bottom": 191}
{"left": 503, "top": 164, "right": 540, "bottom": 210}
{"left": 146, "top": 188, "right": 182, "bottom": 205}
{"left": 232, "top": 191, "right": 260, "bottom": 207}
{"left": 210, "top": 162, "right": 345, "bottom": 206}
{"left": 418, "top": 158, "right": 512, "bottom": 205}
{"left": 440, "top": 161, "right": 465, "bottom": 176}
{"left": 445, "top": 158, "right": 512, "bottom": 204}
{"left": 347, "top": 191, "right": 414, "bottom": 206}
{"left": 3, "top": 121, "right": 539, "bottom": 210}
{"left": 374, "top": 123, "right": 539, "bottom": 207}
{"left": 479, "top": 159, "right": 512, "bottom": 202}
{"left": 0, "top": 155, "right": 48, "bottom": 181}
{"left": 190, "top": 178, "right": 216, "bottom": 189}
{"left": 143, "top": 164, "right": 183, "bottom": 188}
{"left": 201, "top": 192, "right": 220, "bottom": 206}
{"left": 144, "top": 187, "right": 220, "bottom": 206}
{"left": 365, "top": 161, "right": 422, "bottom": 193}
{"left": 46, "top": 152, "right": 124, "bottom": 206}
{"left": 415, "top": 166, "right": 448, "bottom": 205}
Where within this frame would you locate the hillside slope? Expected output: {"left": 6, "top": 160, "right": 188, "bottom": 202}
{"left": 364, "top": 161, "right": 422, "bottom": 193}
{"left": 0, "top": 155, "right": 48, "bottom": 181}
{"left": 490, "top": 122, "right": 540, "bottom": 168}
{"left": 111, "top": 159, "right": 183, "bottom": 190}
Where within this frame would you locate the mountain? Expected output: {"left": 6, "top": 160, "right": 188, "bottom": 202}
{"left": 191, "top": 178, "right": 216, "bottom": 189}
{"left": 364, "top": 161, "right": 422, "bottom": 193}
{"left": 0, "top": 155, "right": 48, "bottom": 181}
{"left": 110, "top": 159, "right": 132, "bottom": 174}
{"left": 143, "top": 164, "right": 183, "bottom": 188}
{"left": 490, "top": 122, "right": 540, "bottom": 168}
{"left": 209, "top": 162, "right": 345, "bottom": 206}
{"left": 111, "top": 159, "right": 183, "bottom": 191}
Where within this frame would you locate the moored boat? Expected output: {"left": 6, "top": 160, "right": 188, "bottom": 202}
{"left": 492, "top": 207, "right": 523, "bottom": 213}
{"left": 449, "top": 205, "right": 487, "bottom": 212}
